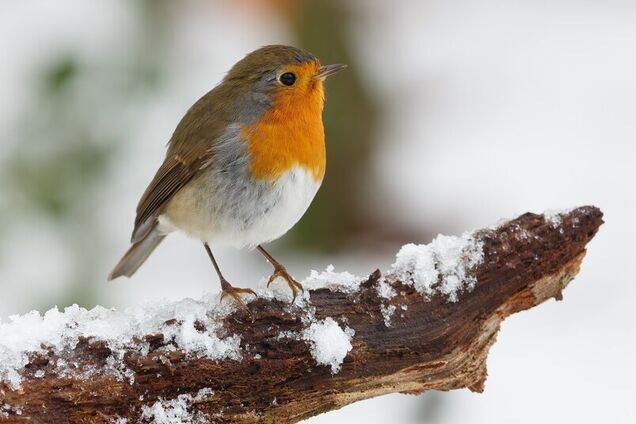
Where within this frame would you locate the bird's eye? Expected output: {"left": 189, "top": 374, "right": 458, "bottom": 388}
{"left": 279, "top": 72, "right": 296, "bottom": 86}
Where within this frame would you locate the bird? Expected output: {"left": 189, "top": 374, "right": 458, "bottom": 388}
{"left": 108, "top": 45, "right": 346, "bottom": 306}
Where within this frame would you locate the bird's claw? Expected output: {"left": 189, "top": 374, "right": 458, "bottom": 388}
{"left": 267, "top": 266, "right": 304, "bottom": 303}
{"left": 219, "top": 279, "right": 256, "bottom": 317}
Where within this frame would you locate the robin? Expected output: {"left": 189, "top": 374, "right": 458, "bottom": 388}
{"left": 108, "top": 45, "right": 346, "bottom": 305}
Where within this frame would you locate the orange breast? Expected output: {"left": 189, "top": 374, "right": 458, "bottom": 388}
{"left": 241, "top": 78, "right": 326, "bottom": 183}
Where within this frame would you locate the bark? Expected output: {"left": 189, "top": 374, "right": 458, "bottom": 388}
{"left": 0, "top": 206, "right": 603, "bottom": 424}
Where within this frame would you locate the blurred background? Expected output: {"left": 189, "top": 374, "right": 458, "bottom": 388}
{"left": 0, "top": 0, "right": 634, "bottom": 422}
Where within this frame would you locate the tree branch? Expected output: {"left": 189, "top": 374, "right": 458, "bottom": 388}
{"left": 0, "top": 206, "right": 603, "bottom": 424}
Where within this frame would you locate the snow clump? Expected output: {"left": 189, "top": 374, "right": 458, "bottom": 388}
{"left": 140, "top": 392, "right": 208, "bottom": 424}
{"left": 0, "top": 295, "right": 241, "bottom": 389}
{"left": 302, "top": 265, "right": 365, "bottom": 293}
{"left": 302, "top": 317, "right": 354, "bottom": 373}
{"left": 389, "top": 231, "right": 484, "bottom": 302}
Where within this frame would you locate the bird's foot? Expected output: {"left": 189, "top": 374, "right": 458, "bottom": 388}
{"left": 219, "top": 279, "right": 257, "bottom": 313}
{"left": 267, "top": 265, "right": 304, "bottom": 303}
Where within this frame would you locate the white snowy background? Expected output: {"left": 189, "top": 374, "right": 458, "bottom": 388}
{"left": 0, "top": 0, "right": 634, "bottom": 423}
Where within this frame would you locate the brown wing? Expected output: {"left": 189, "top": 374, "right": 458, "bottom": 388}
{"left": 131, "top": 150, "right": 210, "bottom": 243}
{"left": 130, "top": 84, "right": 235, "bottom": 243}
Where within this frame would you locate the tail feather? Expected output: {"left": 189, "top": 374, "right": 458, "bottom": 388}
{"left": 108, "top": 226, "right": 165, "bottom": 280}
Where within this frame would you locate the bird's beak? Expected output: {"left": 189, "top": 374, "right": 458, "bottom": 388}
{"left": 313, "top": 64, "right": 347, "bottom": 80}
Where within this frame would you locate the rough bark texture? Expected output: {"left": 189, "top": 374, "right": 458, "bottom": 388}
{"left": 0, "top": 206, "right": 603, "bottom": 424}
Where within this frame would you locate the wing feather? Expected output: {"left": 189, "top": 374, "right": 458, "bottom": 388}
{"left": 129, "top": 82, "right": 239, "bottom": 242}
{"left": 131, "top": 151, "right": 209, "bottom": 243}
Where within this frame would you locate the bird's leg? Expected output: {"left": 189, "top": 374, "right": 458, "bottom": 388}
{"left": 204, "top": 243, "right": 256, "bottom": 309}
{"left": 257, "top": 245, "right": 304, "bottom": 302}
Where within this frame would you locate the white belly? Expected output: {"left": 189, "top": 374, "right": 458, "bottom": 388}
{"left": 159, "top": 166, "right": 321, "bottom": 249}
{"left": 216, "top": 166, "right": 320, "bottom": 248}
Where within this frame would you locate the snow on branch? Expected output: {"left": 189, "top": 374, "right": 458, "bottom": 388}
{"left": 0, "top": 206, "right": 603, "bottom": 423}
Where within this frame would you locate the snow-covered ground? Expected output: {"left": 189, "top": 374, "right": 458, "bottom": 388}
{"left": 1, "top": 1, "right": 634, "bottom": 423}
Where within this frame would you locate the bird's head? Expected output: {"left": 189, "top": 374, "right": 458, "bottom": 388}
{"left": 224, "top": 45, "right": 346, "bottom": 112}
